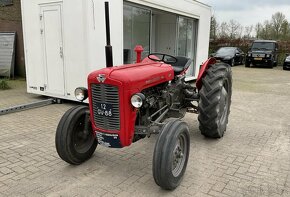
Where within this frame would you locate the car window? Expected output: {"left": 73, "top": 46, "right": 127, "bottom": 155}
{"left": 216, "top": 48, "right": 235, "bottom": 56}
{"left": 251, "top": 42, "right": 275, "bottom": 50}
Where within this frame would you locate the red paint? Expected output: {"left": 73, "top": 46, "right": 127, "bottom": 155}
{"left": 87, "top": 62, "right": 174, "bottom": 147}
{"left": 196, "top": 57, "right": 216, "bottom": 90}
{"left": 134, "top": 45, "right": 144, "bottom": 63}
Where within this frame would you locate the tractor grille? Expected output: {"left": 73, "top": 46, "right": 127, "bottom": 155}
{"left": 91, "top": 84, "right": 120, "bottom": 131}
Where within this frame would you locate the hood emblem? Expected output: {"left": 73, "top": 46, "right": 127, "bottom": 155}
{"left": 97, "top": 74, "right": 106, "bottom": 83}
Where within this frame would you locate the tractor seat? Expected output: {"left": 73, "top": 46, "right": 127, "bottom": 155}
{"left": 170, "top": 56, "right": 192, "bottom": 75}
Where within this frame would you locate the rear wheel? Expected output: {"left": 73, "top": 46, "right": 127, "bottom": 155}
{"left": 55, "top": 106, "right": 98, "bottom": 165}
{"left": 198, "top": 63, "right": 232, "bottom": 138}
{"left": 268, "top": 61, "right": 274, "bottom": 68}
{"left": 153, "top": 120, "right": 190, "bottom": 190}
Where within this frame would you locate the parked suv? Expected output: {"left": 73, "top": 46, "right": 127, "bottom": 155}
{"left": 245, "top": 40, "right": 278, "bottom": 68}
{"left": 283, "top": 54, "right": 290, "bottom": 70}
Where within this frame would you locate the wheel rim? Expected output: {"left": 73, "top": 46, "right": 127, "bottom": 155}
{"left": 72, "top": 114, "right": 95, "bottom": 154}
{"left": 172, "top": 132, "right": 188, "bottom": 177}
{"left": 219, "top": 80, "right": 229, "bottom": 126}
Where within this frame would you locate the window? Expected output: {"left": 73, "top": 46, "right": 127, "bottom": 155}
{"left": 123, "top": 4, "right": 151, "bottom": 64}
{"left": 177, "top": 16, "right": 198, "bottom": 76}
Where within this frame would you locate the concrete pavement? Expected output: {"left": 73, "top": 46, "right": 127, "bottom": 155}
{"left": 0, "top": 66, "right": 290, "bottom": 196}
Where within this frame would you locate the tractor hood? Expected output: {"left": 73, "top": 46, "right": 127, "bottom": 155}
{"left": 88, "top": 61, "right": 174, "bottom": 91}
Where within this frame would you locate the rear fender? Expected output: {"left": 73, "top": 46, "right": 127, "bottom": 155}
{"left": 196, "top": 58, "right": 216, "bottom": 90}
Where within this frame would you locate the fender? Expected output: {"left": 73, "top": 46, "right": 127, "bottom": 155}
{"left": 196, "top": 57, "right": 216, "bottom": 90}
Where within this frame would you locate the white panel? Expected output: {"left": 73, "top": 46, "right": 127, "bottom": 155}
{"left": 21, "top": 0, "right": 211, "bottom": 100}
{"left": 41, "top": 4, "right": 65, "bottom": 95}
{"left": 87, "top": 0, "right": 123, "bottom": 72}
{"left": 21, "top": 0, "right": 46, "bottom": 93}
{"left": 62, "top": 0, "right": 87, "bottom": 99}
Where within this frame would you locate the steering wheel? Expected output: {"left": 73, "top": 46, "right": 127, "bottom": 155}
{"left": 148, "top": 53, "right": 178, "bottom": 64}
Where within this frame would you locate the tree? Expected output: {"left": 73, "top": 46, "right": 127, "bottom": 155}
{"left": 255, "top": 23, "right": 263, "bottom": 39}
{"left": 244, "top": 25, "right": 253, "bottom": 39}
{"left": 271, "top": 12, "right": 287, "bottom": 39}
{"left": 210, "top": 16, "right": 219, "bottom": 40}
{"left": 228, "top": 20, "right": 243, "bottom": 39}
{"left": 280, "top": 20, "right": 290, "bottom": 40}
{"left": 219, "top": 22, "right": 229, "bottom": 38}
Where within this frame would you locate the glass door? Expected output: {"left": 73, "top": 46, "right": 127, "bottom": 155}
{"left": 123, "top": 4, "right": 151, "bottom": 64}
{"left": 177, "top": 16, "right": 198, "bottom": 77}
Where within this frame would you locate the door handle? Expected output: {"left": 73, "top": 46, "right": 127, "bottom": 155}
{"left": 60, "top": 47, "right": 63, "bottom": 58}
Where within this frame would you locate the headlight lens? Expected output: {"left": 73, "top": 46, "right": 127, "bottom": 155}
{"left": 266, "top": 54, "right": 271, "bottom": 58}
{"left": 131, "top": 93, "right": 145, "bottom": 108}
{"left": 248, "top": 53, "right": 252, "bottom": 57}
{"left": 286, "top": 57, "right": 290, "bottom": 62}
{"left": 75, "top": 87, "right": 88, "bottom": 101}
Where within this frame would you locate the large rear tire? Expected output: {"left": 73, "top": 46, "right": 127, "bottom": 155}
{"left": 198, "top": 63, "right": 232, "bottom": 138}
{"left": 153, "top": 120, "right": 190, "bottom": 190}
{"left": 55, "top": 106, "right": 98, "bottom": 165}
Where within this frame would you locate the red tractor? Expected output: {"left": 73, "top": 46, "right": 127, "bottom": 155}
{"left": 55, "top": 2, "right": 232, "bottom": 190}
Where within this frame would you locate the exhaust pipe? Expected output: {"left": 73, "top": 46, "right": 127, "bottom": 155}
{"left": 105, "top": 2, "right": 113, "bottom": 67}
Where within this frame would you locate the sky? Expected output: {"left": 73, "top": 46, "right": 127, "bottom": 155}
{"left": 200, "top": 0, "right": 290, "bottom": 27}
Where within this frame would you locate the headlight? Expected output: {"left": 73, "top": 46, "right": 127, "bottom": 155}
{"left": 75, "top": 87, "right": 88, "bottom": 101}
{"left": 286, "top": 57, "right": 290, "bottom": 62}
{"left": 131, "top": 93, "right": 145, "bottom": 108}
{"left": 266, "top": 54, "right": 271, "bottom": 58}
{"left": 248, "top": 53, "right": 252, "bottom": 57}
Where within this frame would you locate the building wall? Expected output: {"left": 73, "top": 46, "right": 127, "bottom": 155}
{"left": 21, "top": 0, "right": 211, "bottom": 101}
{"left": 0, "top": 0, "right": 25, "bottom": 77}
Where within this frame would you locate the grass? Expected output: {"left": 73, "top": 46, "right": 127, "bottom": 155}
{"left": 0, "top": 77, "right": 27, "bottom": 90}
{"left": 0, "top": 78, "right": 11, "bottom": 90}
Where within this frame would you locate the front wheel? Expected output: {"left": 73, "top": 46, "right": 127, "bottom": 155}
{"left": 153, "top": 120, "right": 190, "bottom": 190}
{"left": 55, "top": 106, "right": 98, "bottom": 165}
{"left": 198, "top": 63, "right": 232, "bottom": 138}
{"left": 241, "top": 57, "right": 245, "bottom": 65}
{"left": 230, "top": 58, "right": 235, "bottom": 67}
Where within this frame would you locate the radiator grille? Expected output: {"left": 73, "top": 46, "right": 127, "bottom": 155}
{"left": 91, "top": 84, "right": 120, "bottom": 131}
{"left": 252, "top": 53, "right": 265, "bottom": 58}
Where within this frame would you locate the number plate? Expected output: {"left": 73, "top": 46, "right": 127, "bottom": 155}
{"left": 95, "top": 102, "right": 113, "bottom": 117}
{"left": 254, "top": 57, "right": 263, "bottom": 61}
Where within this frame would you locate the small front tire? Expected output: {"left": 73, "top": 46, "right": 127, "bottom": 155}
{"left": 153, "top": 120, "right": 190, "bottom": 190}
{"left": 55, "top": 106, "right": 98, "bottom": 165}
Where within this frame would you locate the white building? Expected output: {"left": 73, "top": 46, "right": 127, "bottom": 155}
{"left": 21, "top": 0, "right": 211, "bottom": 101}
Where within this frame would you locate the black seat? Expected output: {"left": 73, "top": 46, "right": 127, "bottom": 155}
{"left": 170, "top": 56, "right": 192, "bottom": 75}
